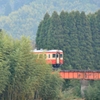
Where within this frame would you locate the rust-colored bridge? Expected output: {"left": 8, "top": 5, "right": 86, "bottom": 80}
{"left": 59, "top": 70, "right": 100, "bottom": 80}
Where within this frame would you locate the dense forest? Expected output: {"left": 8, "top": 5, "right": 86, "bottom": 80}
{"left": 36, "top": 10, "right": 100, "bottom": 70}
{"left": 0, "top": 0, "right": 100, "bottom": 40}
{"left": 36, "top": 10, "right": 100, "bottom": 100}
{"left": 1, "top": 29, "right": 100, "bottom": 100}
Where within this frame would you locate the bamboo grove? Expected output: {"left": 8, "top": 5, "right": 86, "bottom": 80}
{"left": 36, "top": 10, "right": 100, "bottom": 70}
{"left": 0, "top": 31, "right": 63, "bottom": 100}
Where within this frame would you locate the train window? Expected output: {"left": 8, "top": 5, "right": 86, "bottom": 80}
{"left": 48, "top": 54, "right": 50, "bottom": 58}
{"left": 60, "top": 54, "right": 63, "bottom": 58}
{"left": 52, "top": 54, "right": 56, "bottom": 58}
{"left": 56, "top": 54, "right": 58, "bottom": 58}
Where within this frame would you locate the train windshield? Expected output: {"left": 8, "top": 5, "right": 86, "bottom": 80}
{"left": 60, "top": 54, "right": 63, "bottom": 58}
{"left": 56, "top": 54, "right": 59, "bottom": 58}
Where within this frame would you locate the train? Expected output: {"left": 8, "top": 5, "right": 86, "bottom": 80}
{"left": 32, "top": 49, "right": 63, "bottom": 68}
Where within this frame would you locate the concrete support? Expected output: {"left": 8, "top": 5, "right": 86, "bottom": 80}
{"left": 80, "top": 79, "right": 89, "bottom": 98}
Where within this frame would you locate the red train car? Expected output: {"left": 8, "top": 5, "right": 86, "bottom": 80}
{"left": 33, "top": 49, "right": 63, "bottom": 68}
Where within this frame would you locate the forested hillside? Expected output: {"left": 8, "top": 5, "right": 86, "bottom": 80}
{"left": 0, "top": 0, "right": 100, "bottom": 16}
{"left": 0, "top": 0, "right": 100, "bottom": 40}
{"left": 36, "top": 10, "right": 100, "bottom": 70}
{"left": 0, "top": 0, "right": 33, "bottom": 15}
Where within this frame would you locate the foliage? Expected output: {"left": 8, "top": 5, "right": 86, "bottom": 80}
{"left": 38, "top": 72, "right": 63, "bottom": 100}
{"left": 85, "top": 81, "right": 100, "bottom": 100}
{"left": 0, "top": 31, "right": 11, "bottom": 94}
{"left": 0, "top": 30, "right": 64, "bottom": 100}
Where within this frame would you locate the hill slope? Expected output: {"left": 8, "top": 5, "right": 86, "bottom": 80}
{"left": 0, "top": 0, "right": 100, "bottom": 40}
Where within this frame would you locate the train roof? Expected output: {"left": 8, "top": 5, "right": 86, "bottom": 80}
{"left": 32, "top": 49, "right": 63, "bottom": 53}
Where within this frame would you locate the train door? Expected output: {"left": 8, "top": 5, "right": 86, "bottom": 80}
{"left": 56, "top": 52, "right": 60, "bottom": 64}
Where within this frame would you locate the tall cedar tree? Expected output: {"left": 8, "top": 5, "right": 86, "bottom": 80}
{"left": 36, "top": 13, "right": 50, "bottom": 49}
{"left": 59, "top": 11, "right": 71, "bottom": 69}
{"left": 79, "top": 11, "right": 93, "bottom": 69}
{"left": 67, "top": 11, "right": 79, "bottom": 69}
{"left": 94, "top": 10, "right": 100, "bottom": 69}
{"left": 47, "top": 11, "right": 63, "bottom": 49}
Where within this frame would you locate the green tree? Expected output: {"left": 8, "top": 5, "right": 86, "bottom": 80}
{"left": 59, "top": 11, "right": 71, "bottom": 69}
{"left": 78, "top": 11, "right": 93, "bottom": 69}
{"left": 93, "top": 10, "right": 100, "bottom": 69}
{"left": 36, "top": 12, "right": 50, "bottom": 49}
{"left": 66, "top": 11, "right": 79, "bottom": 69}
{"left": 38, "top": 72, "right": 63, "bottom": 100}
{"left": 0, "top": 30, "right": 12, "bottom": 94}
{"left": 89, "top": 13, "right": 98, "bottom": 69}
{"left": 85, "top": 81, "right": 100, "bottom": 100}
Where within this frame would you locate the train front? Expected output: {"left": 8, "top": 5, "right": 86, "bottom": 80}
{"left": 46, "top": 50, "right": 63, "bottom": 68}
